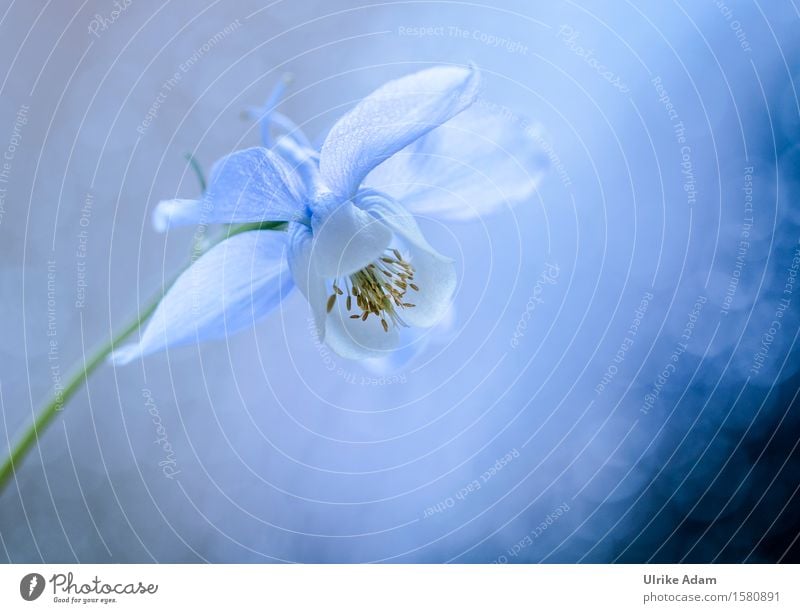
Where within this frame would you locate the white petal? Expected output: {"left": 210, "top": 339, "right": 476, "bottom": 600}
{"left": 287, "top": 222, "right": 328, "bottom": 339}
{"left": 365, "top": 105, "right": 549, "bottom": 221}
{"left": 152, "top": 199, "right": 201, "bottom": 232}
{"left": 363, "top": 305, "right": 457, "bottom": 373}
{"left": 111, "top": 231, "right": 291, "bottom": 364}
{"left": 319, "top": 65, "right": 480, "bottom": 199}
{"left": 309, "top": 198, "right": 392, "bottom": 278}
{"left": 288, "top": 221, "right": 398, "bottom": 358}
{"left": 324, "top": 304, "right": 401, "bottom": 360}
{"left": 357, "top": 191, "right": 437, "bottom": 254}
{"left": 359, "top": 193, "right": 456, "bottom": 327}
{"left": 400, "top": 242, "right": 456, "bottom": 328}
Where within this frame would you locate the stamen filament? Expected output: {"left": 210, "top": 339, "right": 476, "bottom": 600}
{"left": 329, "top": 249, "right": 419, "bottom": 332}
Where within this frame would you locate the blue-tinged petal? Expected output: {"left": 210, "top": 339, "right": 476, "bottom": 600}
{"left": 111, "top": 230, "right": 292, "bottom": 364}
{"left": 309, "top": 195, "right": 392, "bottom": 278}
{"left": 319, "top": 65, "right": 480, "bottom": 199}
{"left": 365, "top": 105, "right": 549, "bottom": 221}
{"left": 256, "top": 76, "right": 290, "bottom": 147}
{"left": 273, "top": 135, "right": 321, "bottom": 192}
{"left": 287, "top": 222, "right": 328, "bottom": 340}
{"left": 267, "top": 111, "right": 313, "bottom": 149}
{"left": 153, "top": 147, "right": 307, "bottom": 232}
{"left": 242, "top": 75, "right": 296, "bottom": 147}
{"left": 244, "top": 105, "right": 314, "bottom": 150}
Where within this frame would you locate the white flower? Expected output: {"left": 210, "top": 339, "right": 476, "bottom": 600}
{"left": 113, "top": 64, "right": 548, "bottom": 363}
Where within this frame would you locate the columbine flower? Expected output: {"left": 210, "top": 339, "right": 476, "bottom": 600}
{"left": 113, "top": 64, "right": 547, "bottom": 364}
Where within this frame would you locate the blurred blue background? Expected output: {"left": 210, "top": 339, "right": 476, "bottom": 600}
{"left": 1, "top": 0, "right": 800, "bottom": 562}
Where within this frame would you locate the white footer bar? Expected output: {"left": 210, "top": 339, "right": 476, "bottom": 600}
{"left": 1, "top": 564, "right": 797, "bottom": 611}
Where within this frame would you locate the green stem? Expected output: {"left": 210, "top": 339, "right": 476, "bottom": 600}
{"left": 225, "top": 220, "right": 287, "bottom": 237}
{"left": 183, "top": 152, "right": 207, "bottom": 193}
{"left": 0, "top": 288, "right": 162, "bottom": 492}
{"left": 0, "top": 222, "right": 287, "bottom": 494}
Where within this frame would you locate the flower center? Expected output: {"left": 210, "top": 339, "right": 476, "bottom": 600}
{"left": 326, "top": 249, "right": 419, "bottom": 332}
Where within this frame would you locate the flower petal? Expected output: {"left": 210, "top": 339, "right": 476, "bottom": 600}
{"left": 287, "top": 222, "right": 328, "bottom": 340}
{"left": 357, "top": 191, "right": 435, "bottom": 254}
{"left": 319, "top": 65, "right": 480, "bottom": 199}
{"left": 325, "top": 304, "right": 401, "bottom": 360}
{"left": 251, "top": 75, "right": 291, "bottom": 147}
{"left": 152, "top": 199, "right": 202, "bottom": 232}
{"left": 359, "top": 193, "right": 456, "bottom": 327}
{"left": 309, "top": 197, "right": 392, "bottom": 278}
{"left": 273, "top": 134, "right": 322, "bottom": 192}
{"left": 153, "top": 147, "right": 307, "bottom": 231}
{"left": 111, "top": 230, "right": 292, "bottom": 364}
{"left": 288, "top": 221, "right": 400, "bottom": 359}
{"left": 399, "top": 242, "right": 456, "bottom": 328}
{"left": 267, "top": 111, "right": 314, "bottom": 149}
{"left": 365, "top": 105, "right": 549, "bottom": 221}
{"left": 363, "top": 304, "right": 457, "bottom": 373}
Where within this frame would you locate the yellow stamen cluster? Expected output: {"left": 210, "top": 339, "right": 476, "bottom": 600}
{"left": 326, "top": 249, "right": 419, "bottom": 332}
